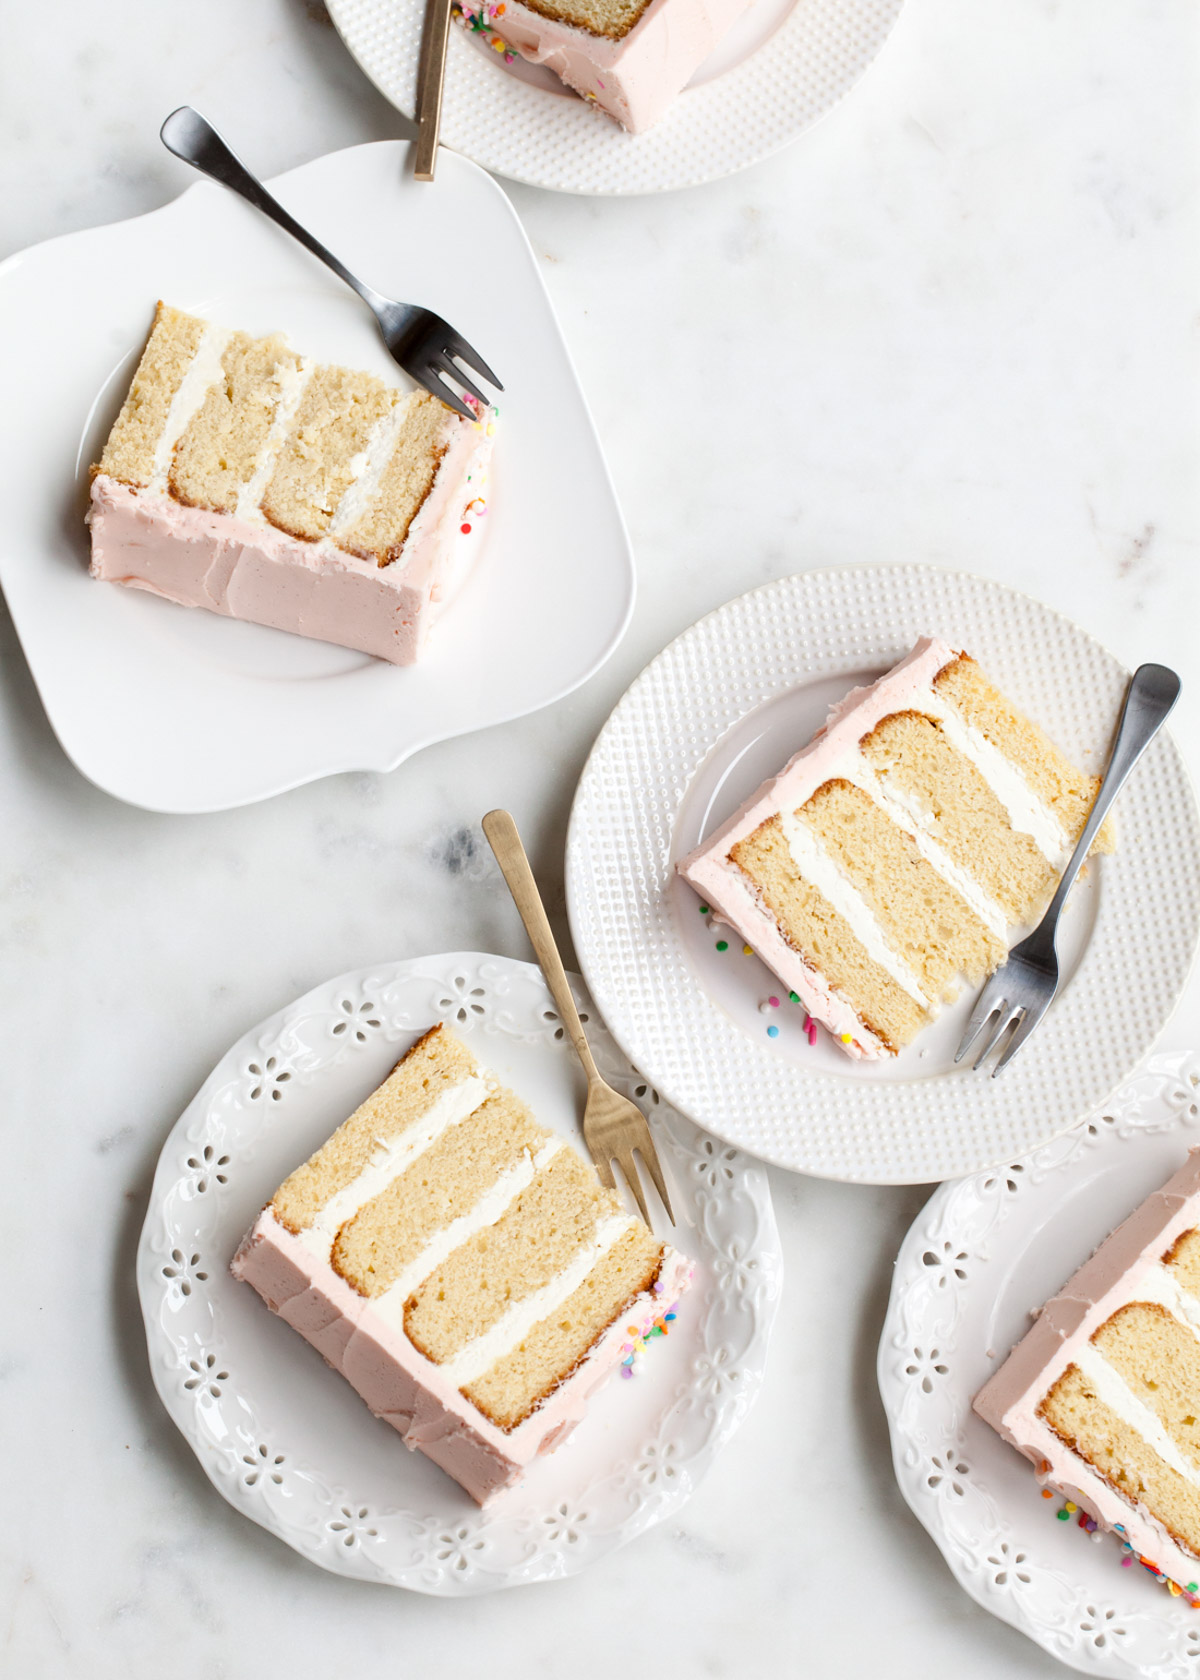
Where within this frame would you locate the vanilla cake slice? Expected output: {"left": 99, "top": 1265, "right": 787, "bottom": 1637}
{"left": 89, "top": 302, "right": 495, "bottom": 664}
{"left": 678, "top": 637, "right": 1113, "bottom": 1060}
{"left": 232, "top": 1024, "right": 691, "bottom": 1504}
{"left": 457, "top": 0, "right": 754, "bottom": 134}
{"left": 975, "top": 1151, "right": 1200, "bottom": 1602}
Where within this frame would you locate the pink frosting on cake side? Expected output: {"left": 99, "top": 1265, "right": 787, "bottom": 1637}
{"left": 88, "top": 412, "right": 492, "bottom": 665}
{"left": 974, "top": 1149, "right": 1200, "bottom": 1589}
{"left": 677, "top": 636, "right": 959, "bottom": 1060}
{"left": 464, "top": 0, "right": 756, "bottom": 133}
{"left": 231, "top": 1208, "right": 693, "bottom": 1506}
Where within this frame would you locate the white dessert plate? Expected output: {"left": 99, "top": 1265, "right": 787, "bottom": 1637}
{"left": 566, "top": 565, "right": 1200, "bottom": 1184}
{"left": 136, "top": 952, "right": 781, "bottom": 1594}
{"left": 0, "top": 141, "right": 633, "bottom": 814}
{"left": 879, "top": 1050, "right": 1200, "bottom": 1679}
{"left": 327, "top": 0, "right": 905, "bottom": 196}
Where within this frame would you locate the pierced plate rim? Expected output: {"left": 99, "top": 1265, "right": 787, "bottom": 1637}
{"left": 878, "top": 1049, "right": 1200, "bottom": 1678}
{"left": 136, "top": 950, "right": 782, "bottom": 1594}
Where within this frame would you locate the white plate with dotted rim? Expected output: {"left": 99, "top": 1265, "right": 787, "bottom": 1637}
{"left": 0, "top": 140, "right": 633, "bottom": 813}
{"left": 327, "top": 0, "right": 905, "bottom": 196}
{"left": 565, "top": 564, "right": 1200, "bottom": 1184}
{"left": 136, "top": 952, "right": 781, "bottom": 1593}
{"left": 879, "top": 1050, "right": 1200, "bottom": 1678}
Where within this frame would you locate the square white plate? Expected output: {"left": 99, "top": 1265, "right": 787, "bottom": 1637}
{"left": 0, "top": 140, "right": 633, "bottom": 813}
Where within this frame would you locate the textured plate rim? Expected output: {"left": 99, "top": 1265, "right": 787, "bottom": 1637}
{"left": 565, "top": 562, "right": 1200, "bottom": 1184}
{"left": 327, "top": 0, "right": 907, "bottom": 197}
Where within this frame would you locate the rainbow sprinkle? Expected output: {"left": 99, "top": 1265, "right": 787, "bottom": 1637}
{"left": 619, "top": 1305, "right": 679, "bottom": 1379}
{"left": 453, "top": 2, "right": 517, "bottom": 61}
{"left": 1046, "top": 1499, "right": 1200, "bottom": 1606}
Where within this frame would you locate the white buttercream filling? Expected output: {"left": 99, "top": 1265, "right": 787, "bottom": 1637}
{"left": 441, "top": 1211, "right": 638, "bottom": 1390}
{"left": 915, "top": 690, "right": 1072, "bottom": 868}
{"left": 1058, "top": 1262, "right": 1200, "bottom": 1494}
{"left": 297, "top": 1073, "right": 491, "bottom": 1263}
{"left": 777, "top": 807, "right": 930, "bottom": 1008}
{"left": 371, "top": 1137, "right": 565, "bottom": 1333}
{"left": 1073, "top": 1341, "right": 1200, "bottom": 1491}
{"left": 1135, "top": 1264, "right": 1200, "bottom": 1334}
{"left": 150, "top": 322, "right": 234, "bottom": 494}
{"left": 834, "top": 753, "right": 1010, "bottom": 941}
{"left": 233, "top": 359, "right": 314, "bottom": 524}
{"left": 330, "top": 393, "right": 416, "bottom": 539}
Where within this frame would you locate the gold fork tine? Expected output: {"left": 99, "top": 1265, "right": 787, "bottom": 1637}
{"left": 631, "top": 1127, "right": 675, "bottom": 1224}
{"left": 614, "top": 1151, "right": 652, "bottom": 1228}
{"left": 591, "top": 1150, "right": 618, "bottom": 1192}
{"left": 482, "top": 809, "right": 675, "bottom": 1228}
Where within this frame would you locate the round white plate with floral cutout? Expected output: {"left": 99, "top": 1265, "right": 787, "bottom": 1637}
{"left": 137, "top": 952, "right": 780, "bottom": 1593}
{"left": 879, "top": 1051, "right": 1200, "bottom": 1678}
{"left": 327, "top": 0, "right": 905, "bottom": 196}
{"left": 566, "top": 565, "right": 1200, "bottom": 1184}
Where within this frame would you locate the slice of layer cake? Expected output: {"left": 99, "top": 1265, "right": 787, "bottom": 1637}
{"left": 975, "top": 1151, "right": 1200, "bottom": 1602}
{"left": 678, "top": 637, "right": 1114, "bottom": 1060}
{"left": 457, "top": 0, "right": 754, "bottom": 133}
{"left": 88, "top": 302, "right": 496, "bottom": 665}
{"left": 232, "top": 1024, "right": 691, "bottom": 1504}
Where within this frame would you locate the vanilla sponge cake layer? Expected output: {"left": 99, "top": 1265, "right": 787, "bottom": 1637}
{"left": 678, "top": 636, "right": 1113, "bottom": 1059}
{"left": 232, "top": 1023, "right": 690, "bottom": 1504}
{"left": 974, "top": 1151, "right": 1200, "bottom": 1596}
{"left": 89, "top": 302, "right": 494, "bottom": 665}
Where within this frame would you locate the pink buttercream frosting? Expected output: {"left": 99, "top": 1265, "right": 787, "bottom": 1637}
{"left": 231, "top": 1208, "right": 693, "bottom": 1506}
{"left": 87, "top": 412, "right": 492, "bottom": 665}
{"left": 677, "top": 636, "right": 959, "bottom": 1060}
{"left": 461, "top": 0, "right": 755, "bottom": 133}
{"left": 974, "top": 1149, "right": 1200, "bottom": 1591}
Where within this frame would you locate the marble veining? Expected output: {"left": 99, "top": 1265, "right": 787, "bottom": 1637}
{"left": 0, "top": 0, "right": 1196, "bottom": 1676}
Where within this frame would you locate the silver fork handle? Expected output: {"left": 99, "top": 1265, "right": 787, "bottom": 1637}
{"left": 1044, "top": 662, "right": 1180, "bottom": 930}
{"left": 481, "top": 810, "right": 602, "bottom": 1086}
{"left": 160, "top": 107, "right": 388, "bottom": 318}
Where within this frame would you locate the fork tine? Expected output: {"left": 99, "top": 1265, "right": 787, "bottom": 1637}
{"left": 991, "top": 1001, "right": 1048, "bottom": 1077}
{"left": 435, "top": 351, "right": 489, "bottom": 409}
{"left": 445, "top": 332, "right": 503, "bottom": 392}
{"left": 420, "top": 367, "right": 475, "bottom": 422}
{"left": 587, "top": 1144, "right": 617, "bottom": 1191}
{"left": 615, "top": 1152, "right": 652, "bottom": 1228}
{"left": 955, "top": 983, "right": 1004, "bottom": 1065}
{"left": 635, "top": 1144, "right": 675, "bottom": 1227}
{"left": 971, "top": 1004, "right": 1018, "bottom": 1072}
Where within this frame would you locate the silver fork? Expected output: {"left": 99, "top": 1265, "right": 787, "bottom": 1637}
{"left": 481, "top": 809, "right": 675, "bottom": 1227}
{"left": 159, "top": 107, "right": 501, "bottom": 422}
{"left": 956, "top": 662, "right": 1181, "bottom": 1076}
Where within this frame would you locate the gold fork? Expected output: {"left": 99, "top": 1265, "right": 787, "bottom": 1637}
{"left": 482, "top": 809, "right": 675, "bottom": 1227}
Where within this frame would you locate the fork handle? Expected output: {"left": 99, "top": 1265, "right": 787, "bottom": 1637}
{"left": 1044, "top": 662, "right": 1180, "bottom": 930}
{"left": 160, "top": 108, "right": 388, "bottom": 317}
{"left": 414, "top": 0, "right": 453, "bottom": 182}
{"left": 482, "top": 810, "right": 601, "bottom": 1085}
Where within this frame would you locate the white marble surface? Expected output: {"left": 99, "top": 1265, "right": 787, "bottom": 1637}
{"left": 2, "top": 1, "right": 1197, "bottom": 1674}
